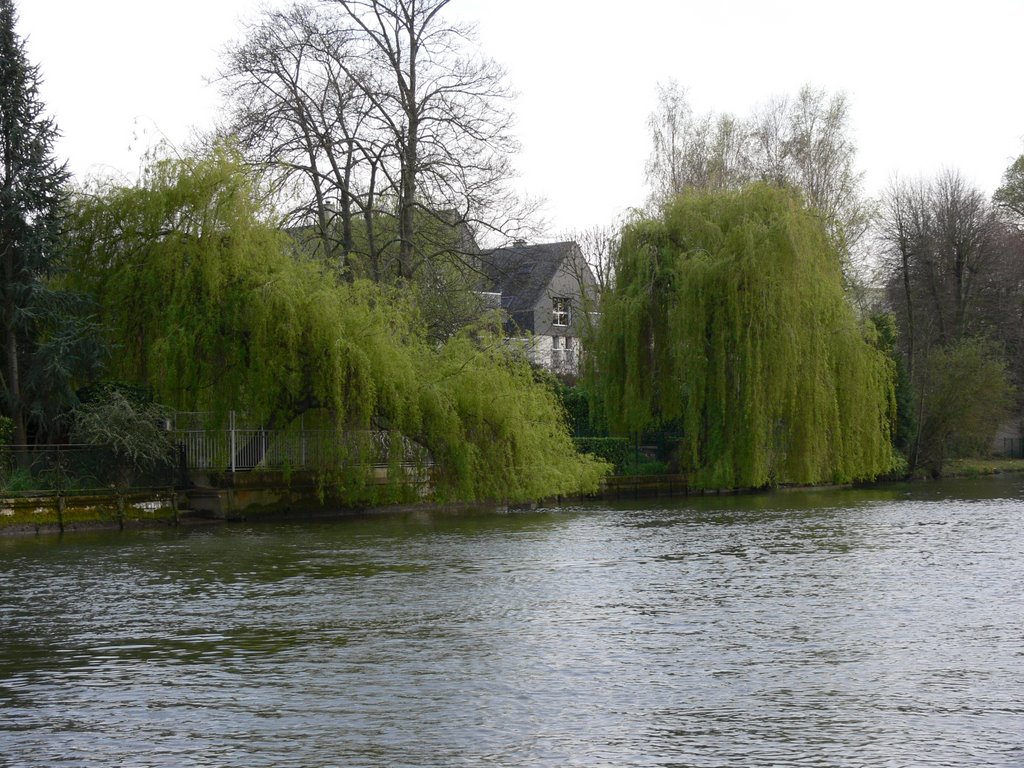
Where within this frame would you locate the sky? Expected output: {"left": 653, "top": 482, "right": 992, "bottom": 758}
{"left": 17, "top": 0, "right": 1024, "bottom": 237}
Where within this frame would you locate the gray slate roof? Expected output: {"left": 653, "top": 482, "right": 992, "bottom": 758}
{"left": 482, "top": 241, "right": 577, "bottom": 308}
{"left": 481, "top": 242, "right": 579, "bottom": 333}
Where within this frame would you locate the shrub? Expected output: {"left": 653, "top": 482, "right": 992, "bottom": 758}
{"left": 574, "top": 437, "right": 632, "bottom": 472}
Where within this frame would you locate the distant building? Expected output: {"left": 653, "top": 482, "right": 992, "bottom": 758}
{"left": 481, "top": 240, "right": 598, "bottom": 375}
{"left": 991, "top": 418, "right": 1024, "bottom": 457}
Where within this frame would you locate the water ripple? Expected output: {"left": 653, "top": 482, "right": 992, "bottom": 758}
{"left": 1, "top": 476, "right": 1023, "bottom": 766}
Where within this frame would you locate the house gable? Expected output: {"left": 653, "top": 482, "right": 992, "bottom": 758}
{"left": 480, "top": 240, "right": 598, "bottom": 373}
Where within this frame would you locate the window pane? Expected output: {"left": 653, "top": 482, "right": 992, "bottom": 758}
{"left": 552, "top": 297, "right": 569, "bottom": 326}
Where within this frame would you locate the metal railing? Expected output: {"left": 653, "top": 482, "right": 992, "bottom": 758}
{"left": 0, "top": 413, "right": 434, "bottom": 495}
{"left": 173, "top": 411, "right": 432, "bottom": 473}
{"left": 0, "top": 444, "right": 176, "bottom": 496}
{"left": 176, "top": 427, "right": 357, "bottom": 472}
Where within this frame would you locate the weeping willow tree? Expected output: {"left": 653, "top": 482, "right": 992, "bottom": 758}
{"left": 592, "top": 184, "right": 896, "bottom": 488}
{"left": 64, "top": 148, "right": 607, "bottom": 502}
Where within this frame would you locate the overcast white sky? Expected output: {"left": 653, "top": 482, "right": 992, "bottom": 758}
{"left": 18, "top": 0, "right": 1024, "bottom": 236}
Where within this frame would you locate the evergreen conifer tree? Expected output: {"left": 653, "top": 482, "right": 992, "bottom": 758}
{"left": 0, "top": 0, "right": 72, "bottom": 445}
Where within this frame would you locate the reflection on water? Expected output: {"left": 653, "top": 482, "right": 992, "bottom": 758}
{"left": 1, "top": 476, "right": 1023, "bottom": 766}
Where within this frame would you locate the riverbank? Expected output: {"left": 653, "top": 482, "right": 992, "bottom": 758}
{"left": 4, "top": 458, "right": 1024, "bottom": 536}
{"left": 0, "top": 490, "right": 181, "bottom": 536}
{"left": 942, "top": 457, "right": 1024, "bottom": 477}
{"left": 0, "top": 486, "right": 516, "bottom": 537}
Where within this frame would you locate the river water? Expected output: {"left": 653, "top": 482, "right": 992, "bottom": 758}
{"left": 1, "top": 477, "right": 1023, "bottom": 767}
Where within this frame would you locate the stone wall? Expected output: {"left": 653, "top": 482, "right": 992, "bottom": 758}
{"left": 0, "top": 491, "right": 178, "bottom": 533}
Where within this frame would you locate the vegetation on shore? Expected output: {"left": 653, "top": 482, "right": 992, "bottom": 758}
{"left": 2, "top": 0, "right": 1022, "bottom": 509}
{"left": 940, "top": 458, "right": 1024, "bottom": 478}
{"left": 589, "top": 185, "right": 896, "bottom": 488}
{"left": 62, "top": 150, "right": 608, "bottom": 503}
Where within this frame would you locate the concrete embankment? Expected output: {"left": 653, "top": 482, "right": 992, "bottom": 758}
{"left": 0, "top": 490, "right": 181, "bottom": 535}
{"left": 0, "top": 474, "right": 803, "bottom": 535}
{"left": 8, "top": 463, "right": 1023, "bottom": 536}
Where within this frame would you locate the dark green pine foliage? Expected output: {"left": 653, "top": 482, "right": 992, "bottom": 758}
{"left": 592, "top": 184, "right": 896, "bottom": 488}
{"left": 0, "top": 1, "right": 98, "bottom": 444}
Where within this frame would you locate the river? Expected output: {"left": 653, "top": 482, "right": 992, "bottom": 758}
{"left": 1, "top": 477, "right": 1023, "bottom": 767}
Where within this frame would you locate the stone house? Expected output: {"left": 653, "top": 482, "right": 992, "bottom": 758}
{"left": 480, "top": 240, "right": 598, "bottom": 375}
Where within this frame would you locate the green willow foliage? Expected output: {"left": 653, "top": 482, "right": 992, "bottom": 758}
{"left": 593, "top": 184, "right": 896, "bottom": 488}
{"left": 65, "top": 149, "right": 607, "bottom": 502}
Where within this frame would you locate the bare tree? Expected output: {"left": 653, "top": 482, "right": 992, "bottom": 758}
{"left": 563, "top": 223, "right": 621, "bottom": 296}
{"left": 644, "top": 81, "right": 747, "bottom": 208}
{"left": 746, "top": 94, "right": 790, "bottom": 186}
{"left": 743, "top": 86, "right": 870, "bottom": 257}
{"left": 644, "top": 83, "right": 869, "bottom": 262}
{"left": 877, "top": 176, "right": 932, "bottom": 377}
{"left": 220, "top": 0, "right": 532, "bottom": 285}
{"left": 219, "top": 3, "right": 393, "bottom": 277}
{"left": 878, "top": 171, "right": 1005, "bottom": 357}
{"left": 876, "top": 170, "right": 1020, "bottom": 470}
{"left": 326, "top": 0, "right": 527, "bottom": 277}
{"left": 931, "top": 170, "right": 995, "bottom": 343}
{"left": 994, "top": 152, "right": 1024, "bottom": 223}
{"left": 644, "top": 80, "right": 690, "bottom": 207}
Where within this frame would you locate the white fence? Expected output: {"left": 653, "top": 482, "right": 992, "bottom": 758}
{"left": 173, "top": 412, "right": 430, "bottom": 473}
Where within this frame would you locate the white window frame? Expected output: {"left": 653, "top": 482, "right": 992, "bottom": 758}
{"left": 552, "top": 297, "right": 570, "bottom": 327}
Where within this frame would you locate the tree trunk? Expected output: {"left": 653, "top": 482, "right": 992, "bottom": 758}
{"left": 3, "top": 320, "right": 24, "bottom": 446}
{"left": 2, "top": 247, "right": 26, "bottom": 448}
{"left": 340, "top": 147, "right": 354, "bottom": 268}
{"left": 901, "top": 248, "right": 915, "bottom": 379}
{"left": 397, "top": 25, "right": 419, "bottom": 280}
{"left": 398, "top": 126, "right": 417, "bottom": 279}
